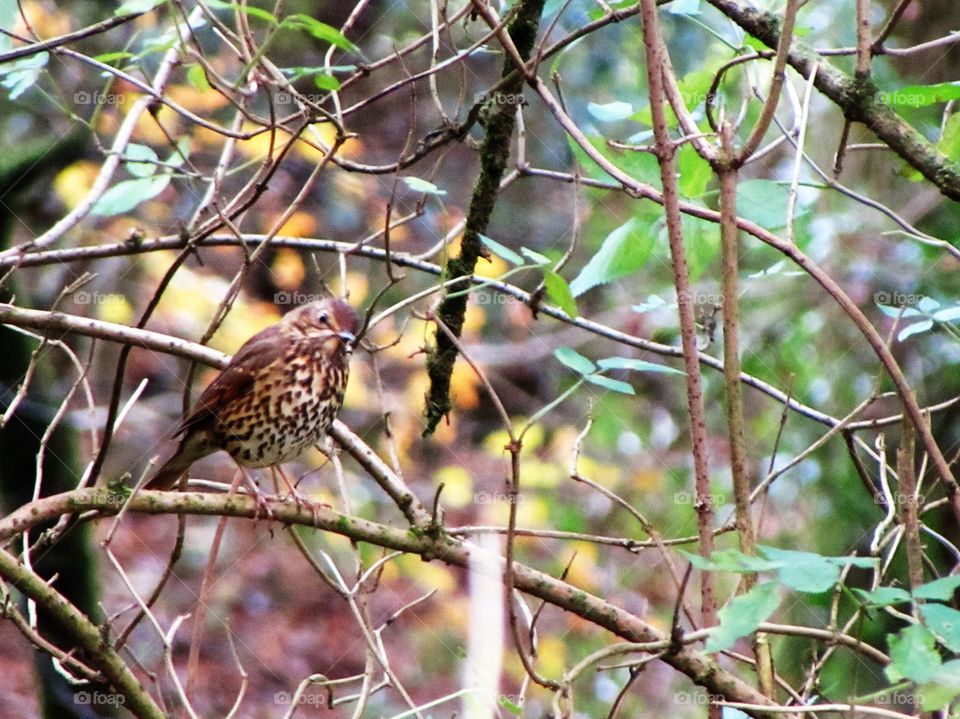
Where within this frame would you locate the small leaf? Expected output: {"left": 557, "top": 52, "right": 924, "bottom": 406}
{"left": 736, "top": 179, "right": 790, "bottom": 230}
{"left": 479, "top": 235, "right": 522, "bottom": 265}
{"left": 584, "top": 374, "right": 635, "bottom": 394}
{"left": 521, "top": 247, "right": 550, "bottom": 265}
{"left": 852, "top": 586, "right": 912, "bottom": 607}
{"left": 632, "top": 295, "right": 669, "bottom": 313}
{"left": 705, "top": 581, "right": 780, "bottom": 653}
{"left": 881, "top": 81, "right": 960, "bottom": 109}
{"left": 919, "top": 659, "right": 960, "bottom": 711}
{"left": 186, "top": 63, "right": 210, "bottom": 91}
{"left": 760, "top": 547, "right": 839, "bottom": 593}
{"left": 402, "top": 177, "right": 446, "bottom": 195}
{"left": 498, "top": 696, "right": 523, "bottom": 716}
{"left": 667, "top": 0, "right": 701, "bottom": 14}
{"left": 917, "top": 296, "right": 941, "bottom": 313}
{"left": 93, "top": 51, "right": 135, "bottom": 63}
{"left": 932, "top": 306, "right": 960, "bottom": 322}
{"left": 876, "top": 302, "right": 923, "bottom": 318}
{"left": 205, "top": 0, "right": 278, "bottom": 23}
{"left": 587, "top": 100, "right": 634, "bottom": 122}
{"left": 115, "top": 0, "right": 163, "bottom": 15}
{"left": 679, "top": 549, "right": 780, "bottom": 573}
{"left": 887, "top": 624, "right": 941, "bottom": 683}
{"left": 914, "top": 575, "right": 960, "bottom": 601}
{"left": 898, "top": 319, "right": 933, "bottom": 341}
{"left": 123, "top": 143, "right": 159, "bottom": 178}
{"left": 554, "top": 347, "right": 596, "bottom": 375}
{"left": 921, "top": 604, "right": 960, "bottom": 653}
{"left": 598, "top": 357, "right": 684, "bottom": 375}
{"left": 92, "top": 174, "right": 170, "bottom": 216}
{"left": 282, "top": 14, "right": 359, "bottom": 52}
{"left": 569, "top": 215, "right": 655, "bottom": 297}
{"left": 543, "top": 270, "right": 578, "bottom": 318}
{"left": 313, "top": 73, "right": 341, "bottom": 91}
{"left": 0, "top": 52, "right": 48, "bottom": 100}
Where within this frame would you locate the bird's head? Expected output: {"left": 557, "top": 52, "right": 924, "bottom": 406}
{"left": 286, "top": 297, "right": 359, "bottom": 353}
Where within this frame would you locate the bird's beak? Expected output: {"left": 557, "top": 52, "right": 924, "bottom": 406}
{"left": 338, "top": 330, "right": 356, "bottom": 349}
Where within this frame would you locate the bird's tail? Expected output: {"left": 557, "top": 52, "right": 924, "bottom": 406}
{"left": 144, "top": 432, "right": 214, "bottom": 490}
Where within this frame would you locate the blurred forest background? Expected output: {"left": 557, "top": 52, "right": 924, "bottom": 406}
{"left": 1, "top": 0, "right": 959, "bottom": 717}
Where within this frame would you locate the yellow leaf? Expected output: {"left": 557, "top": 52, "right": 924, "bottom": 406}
{"left": 271, "top": 211, "right": 317, "bottom": 239}
{"left": 433, "top": 466, "right": 474, "bottom": 508}
{"left": 53, "top": 161, "right": 98, "bottom": 210}
{"left": 271, "top": 248, "right": 307, "bottom": 291}
{"left": 94, "top": 294, "right": 133, "bottom": 326}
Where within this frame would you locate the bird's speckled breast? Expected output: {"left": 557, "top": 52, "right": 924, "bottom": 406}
{"left": 214, "top": 340, "right": 349, "bottom": 468}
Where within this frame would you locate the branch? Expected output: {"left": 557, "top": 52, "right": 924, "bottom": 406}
{"left": 0, "top": 489, "right": 802, "bottom": 718}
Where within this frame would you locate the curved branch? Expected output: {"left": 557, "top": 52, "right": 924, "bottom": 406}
{"left": 0, "top": 489, "right": 805, "bottom": 718}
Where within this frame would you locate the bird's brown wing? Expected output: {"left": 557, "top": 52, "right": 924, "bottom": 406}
{"left": 174, "top": 324, "right": 286, "bottom": 435}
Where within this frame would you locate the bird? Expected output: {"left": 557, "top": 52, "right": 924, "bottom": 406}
{"left": 146, "top": 297, "right": 359, "bottom": 490}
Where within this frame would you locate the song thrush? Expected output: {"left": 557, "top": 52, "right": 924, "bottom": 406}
{"left": 147, "top": 297, "right": 359, "bottom": 490}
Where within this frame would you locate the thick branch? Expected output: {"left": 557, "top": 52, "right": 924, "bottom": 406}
{"left": 705, "top": 0, "right": 960, "bottom": 200}
{"left": 0, "top": 489, "right": 802, "bottom": 718}
{"left": 422, "top": 0, "right": 546, "bottom": 435}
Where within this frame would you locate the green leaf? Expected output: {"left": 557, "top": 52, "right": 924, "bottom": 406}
{"left": 0, "top": 52, "right": 48, "bottom": 100}
{"left": 876, "top": 302, "right": 923, "bottom": 318}
{"left": 677, "top": 143, "right": 711, "bottom": 198}
{"left": 402, "top": 177, "right": 446, "bottom": 195}
{"left": 882, "top": 81, "right": 960, "bottom": 109}
{"left": 569, "top": 215, "right": 656, "bottom": 296}
{"left": 736, "top": 179, "right": 790, "bottom": 230}
{"left": 313, "top": 73, "right": 341, "bottom": 91}
{"left": 521, "top": 247, "right": 550, "bottom": 265}
{"left": 597, "top": 357, "right": 684, "bottom": 375}
{"left": 584, "top": 374, "right": 635, "bottom": 394}
{"left": 123, "top": 144, "right": 159, "bottom": 178}
{"left": 554, "top": 347, "right": 596, "bottom": 375}
{"left": 933, "top": 306, "right": 960, "bottom": 322}
{"left": 587, "top": 101, "right": 634, "bottom": 122}
{"left": 93, "top": 51, "right": 135, "bottom": 63}
{"left": 705, "top": 581, "right": 780, "bottom": 653}
{"left": 852, "top": 586, "right": 912, "bottom": 607}
{"left": 922, "top": 604, "right": 960, "bottom": 653}
{"left": 115, "top": 0, "right": 163, "bottom": 15}
{"left": 632, "top": 295, "right": 669, "bottom": 313}
{"left": 186, "top": 63, "right": 210, "bottom": 91}
{"left": 759, "top": 547, "right": 838, "bottom": 593}
{"left": 92, "top": 174, "right": 171, "bottom": 216}
{"left": 914, "top": 575, "right": 960, "bottom": 601}
{"left": 679, "top": 548, "right": 780, "bottom": 573}
{"left": 479, "top": 235, "right": 523, "bottom": 265}
{"left": 281, "top": 15, "right": 359, "bottom": 52}
{"left": 205, "top": 0, "right": 278, "bottom": 24}
{"left": 898, "top": 320, "right": 933, "bottom": 341}
{"left": 919, "top": 660, "right": 960, "bottom": 711}
{"left": 498, "top": 696, "right": 523, "bottom": 716}
{"left": 543, "top": 270, "right": 578, "bottom": 318}
{"left": 938, "top": 112, "right": 960, "bottom": 161}
{"left": 667, "top": 0, "right": 701, "bottom": 14}
{"left": 887, "top": 624, "right": 941, "bottom": 683}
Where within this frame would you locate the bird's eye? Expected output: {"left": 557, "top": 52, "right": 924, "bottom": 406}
{"left": 318, "top": 311, "right": 330, "bottom": 324}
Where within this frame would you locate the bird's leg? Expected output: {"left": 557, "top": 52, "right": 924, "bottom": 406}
{"left": 230, "top": 465, "right": 275, "bottom": 523}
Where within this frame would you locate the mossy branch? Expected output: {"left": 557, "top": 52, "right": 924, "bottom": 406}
{"left": 422, "top": 0, "right": 547, "bottom": 435}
